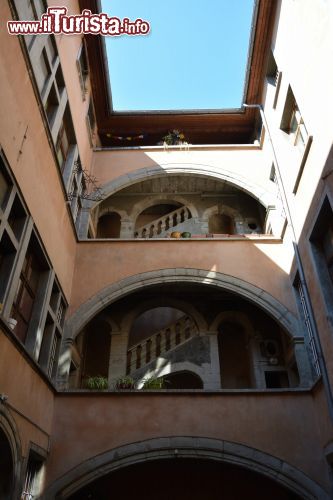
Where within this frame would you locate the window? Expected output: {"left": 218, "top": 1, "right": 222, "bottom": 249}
{"left": 55, "top": 107, "right": 75, "bottom": 170}
{"left": 11, "top": 237, "right": 46, "bottom": 343}
{"left": 281, "top": 86, "right": 308, "bottom": 151}
{"left": 77, "top": 42, "right": 89, "bottom": 99}
{"left": 293, "top": 273, "right": 320, "bottom": 378}
{"left": 86, "top": 98, "right": 96, "bottom": 146}
{"left": 266, "top": 50, "right": 282, "bottom": 109}
{"left": 22, "top": 450, "right": 44, "bottom": 500}
{"left": 68, "top": 160, "right": 86, "bottom": 225}
{"left": 310, "top": 197, "right": 333, "bottom": 316}
{"left": 269, "top": 163, "right": 277, "bottom": 183}
{"left": 280, "top": 86, "right": 313, "bottom": 193}
{"left": 36, "top": 48, "right": 51, "bottom": 94}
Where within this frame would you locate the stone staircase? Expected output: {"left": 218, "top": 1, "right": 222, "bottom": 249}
{"left": 134, "top": 205, "right": 192, "bottom": 238}
{"left": 126, "top": 314, "right": 198, "bottom": 376}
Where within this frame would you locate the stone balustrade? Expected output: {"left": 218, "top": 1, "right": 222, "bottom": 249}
{"left": 126, "top": 315, "right": 197, "bottom": 374}
{"left": 134, "top": 206, "right": 192, "bottom": 238}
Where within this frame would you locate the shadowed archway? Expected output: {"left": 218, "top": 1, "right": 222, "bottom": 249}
{"left": 45, "top": 437, "right": 328, "bottom": 499}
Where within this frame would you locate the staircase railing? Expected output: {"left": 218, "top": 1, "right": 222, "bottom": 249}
{"left": 134, "top": 205, "right": 192, "bottom": 238}
{"left": 126, "top": 315, "right": 197, "bottom": 374}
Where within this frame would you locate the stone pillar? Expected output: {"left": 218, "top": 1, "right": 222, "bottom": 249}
{"left": 250, "top": 338, "right": 266, "bottom": 389}
{"left": 78, "top": 199, "right": 94, "bottom": 239}
{"left": 203, "top": 332, "right": 221, "bottom": 390}
{"left": 293, "top": 337, "right": 313, "bottom": 387}
{"left": 108, "top": 333, "right": 129, "bottom": 387}
{"left": 195, "top": 218, "right": 209, "bottom": 234}
{"left": 120, "top": 219, "right": 134, "bottom": 238}
{"left": 56, "top": 338, "right": 74, "bottom": 390}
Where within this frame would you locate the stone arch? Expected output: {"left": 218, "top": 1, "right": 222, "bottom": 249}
{"left": 135, "top": 362, "right": 205, "bottom": 388}
{"left": 45, "top": 436, "right": 328, "bottom": 499}
{"left": 210, "top": 311, "right": 255, "bottom": 333}
{"left": 120, "top": 297, "right": 207, "bottom": 334}
{"left": 0, "top": 405, "right": 22, "bottom": 499}
{"left": 64, "top": 269, "right": 300, "bottom": 343}
{"left": 130, "top": 195, "right": 199, "bottom": 221}
{"left": 98, "top": 207, "right": 129, "bottom": 220}
{"left": 202, "top": 204, "right": 242, "bottom": 221}
{"left": 90, "top": 164, "right": 275, "bottom": 211}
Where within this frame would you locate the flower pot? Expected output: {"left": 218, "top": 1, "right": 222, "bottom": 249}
{"left": 8, "top": 318, "right": 17, "bottom": 330}
{"left": 171, "top": 231, "right": 182, "bottom": 238}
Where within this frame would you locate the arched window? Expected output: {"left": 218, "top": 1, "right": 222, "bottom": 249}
{"left": 97, "top": 212, "right": 121, "bottom": 238}
{"left": 209, "top": 214, "right": 234, "bottom": 234}
{"left": 218, "top": 322, "right": 252, "bottom": 388}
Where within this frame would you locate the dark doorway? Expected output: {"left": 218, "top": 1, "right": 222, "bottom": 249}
{"left": 68, "top": 457, "right": 302, "bottom": 500}
{"left": 218, "top": 322, "right": 252, "bottom": 388}
{"left": 0, "top": 427, "right": 13, "bottom": 500}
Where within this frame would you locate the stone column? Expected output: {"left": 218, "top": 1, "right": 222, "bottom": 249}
{"left": 203, "top": 332, "right": 221, "bottom": 390}
{"left": 293, "top": 337, "right": 314, "bottom": 387}
{"left": 108, "top": 333, "right": 129, "bottom": 388}
{"left": 56, "top": 338, "right": 74, "bottom": 390}
{"left": 120, "top": 219, "right": 134, "bottom": 238}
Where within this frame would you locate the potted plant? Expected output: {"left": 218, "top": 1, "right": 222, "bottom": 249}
{"left": 85, "top": 375, "right": 108, "bottom": 390}
{"left": 162, "top": 129, "right": 186, "bottom": 146}
{"left": 114, "top": 376, "right": 136, "bottom": 390}
{"left": 142, "top": 376, "right": 165, "bottom": 390}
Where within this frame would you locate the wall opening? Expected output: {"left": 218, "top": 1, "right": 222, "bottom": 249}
{"left": 97, "top": 212, "right": 121, "bottom": 238}
{"left": 0, "top": 427, "right": 13, "bottom": 499}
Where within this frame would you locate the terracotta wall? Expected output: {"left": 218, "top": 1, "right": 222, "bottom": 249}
{"left": 0, "top": 1, "right": 77, "bottom": 300}
{"left": 68, "top": 239, "right": 297, "bottom": 317}
{"left": 0, "top": 325, "right": 54, "bottom": 458}
{"left": 46, "top": 390, "right": 329, "bottom": 492}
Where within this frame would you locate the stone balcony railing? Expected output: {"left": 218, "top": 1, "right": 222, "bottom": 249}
{"left": 126, "top": 315, "right": 197, "bottom": 375}
{"left": 134, "top": 206, "right": 192, "bottom": 238}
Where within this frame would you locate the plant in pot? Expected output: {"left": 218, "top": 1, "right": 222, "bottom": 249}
{"left": 114, "top": 376, "right": 137, "bottom": 390}
{"left": 85, "top": 375, "right": 108, "bottom": 390}
{"left": 142, "top": 376, "right": 165, "bottom": 390}
{"left": 162, "top": 129, "right": 186, "bottom": 146}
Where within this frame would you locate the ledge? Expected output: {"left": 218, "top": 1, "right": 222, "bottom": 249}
{"left": 59, "top": 385, "right": 318, "bottom": 396}
{"left": 80, "top": 235, "right": 282, "bottom": 243}
{"left": 93, "top": 143, "right": 262, "bottom": 152}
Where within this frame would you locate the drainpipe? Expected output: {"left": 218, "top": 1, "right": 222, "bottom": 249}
{"left": 244, "top": 103, "right": 333, "bottom": 419}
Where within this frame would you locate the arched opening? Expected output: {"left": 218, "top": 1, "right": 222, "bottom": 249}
{"left": 89, "top": 174, "right": 268, "bottom": 239}
{"left": 67, "top": 277, "right": 305, "bottom": 391}
{"left": 0, "top": 427, "right": 14, "bottom": 499}
{"left": 78, "top": 319, "right": 111, "bottom": 388}
{"left": 97, "top": 212, "right": 121, "bottom": 238}
{"left": 209, "top": 214, "right": 234, "bottom": 234}
{"left": 162, "top": 370, "right": 203, "bottom": 389}
{"left": 218, "top": 322, "right": 252, "bottom": 388}
{"left": 134, "top": 203, "right": 186, "bottom": 237}
{"left": 67, "top": 457, "right": 302, "bottom": 500}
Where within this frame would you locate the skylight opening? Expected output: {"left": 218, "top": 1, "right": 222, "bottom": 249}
{"left": 101, "top": 0, "right": 256, "bottom": 112}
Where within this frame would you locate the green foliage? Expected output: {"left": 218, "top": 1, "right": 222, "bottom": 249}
{"left": 162, "top": 129, "right": 185, "bottom": 145}
{"left": 114, "top": 376, "right": 136, "bottom": 390}
{"left": 85, "top": 375, "right": 108, "bottom": 390}
{"left": 142, "top": 377, "right": 165, "bottom": 389}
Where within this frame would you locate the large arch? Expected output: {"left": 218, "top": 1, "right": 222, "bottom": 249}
{"left": 91, "top": 164, "right": 276, "bottom": 211}
{"left": 45, "top": 437, "right": 328, "bottom": 499}
{"left": 64, "top": 269, "right": 300, "bottom": 342}
{"left": 130, "top": 195, "right": 199, "bottom": 221}
{"left": 0, "top": 405, "right": 22, "bottom": 500}
{"left": 120, "top": 297, "right": 207, "bottom": 333}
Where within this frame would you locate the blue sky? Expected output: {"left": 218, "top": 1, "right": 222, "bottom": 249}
{"left": 101, "top": 0, "right": 255, "bottom": 111}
